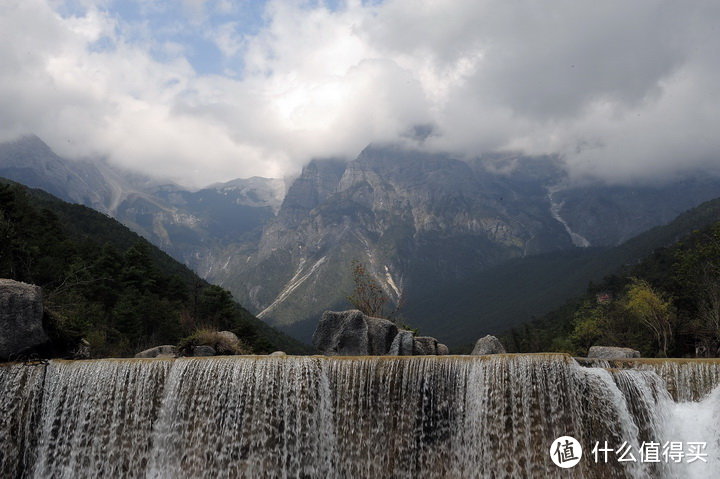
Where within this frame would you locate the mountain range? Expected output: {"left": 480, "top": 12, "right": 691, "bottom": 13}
{"left": 3, "top": 135, "right": 720, "bottom": 345}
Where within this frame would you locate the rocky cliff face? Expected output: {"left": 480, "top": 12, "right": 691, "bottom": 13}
{"left": 209, "top": 147, "right": 720, "bottom": 341}
{"left": 216, "top": 146, "right": 577, "bottom": 339}
{"left": 554, "top": 180, "right": 720, "bottom": 245}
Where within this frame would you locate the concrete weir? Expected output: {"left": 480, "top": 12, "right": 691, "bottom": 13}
{"left": 1, "top": 354, "right": 720, "bottom": 478}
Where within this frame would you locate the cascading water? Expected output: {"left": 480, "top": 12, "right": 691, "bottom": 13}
{"left": 0, "top": 362, "right": 45, "bottom": 478}
{"left": 1, "top": 354, "right": 719, "bottom": 478}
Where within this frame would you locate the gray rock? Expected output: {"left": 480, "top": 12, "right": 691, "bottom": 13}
{"left": 313, "top": 310, "right": 366, "bottom": 355}
{"left": 413, "top": 336, "right": 438, "bottom": 355}
{"left": 471, "top": 335, "right": 506, "bottom": 355}
{"left": 366, "top": 315, "right": 400, "bottom": 355}
{"left": 270, "top": 351, "right": 287, "bottom": 356}
{"left": 217, "top": 330, "right": 240, "bottom": 343}
{"left": 388, "top": 330, "right": 415, "bottom": 355}
{"left": 588, "top": 346, "right": 641, "bottom": 359}
{"left": 134, "top": 345, "right": 177, "bottom": 359}
{"left": 192, "top": 345, "right": 216, "bottom": 357}
{"left": 437, "top": 343, "right": 449, "bottom": 355}
{"left": 0, "top": 279, "right": 49, "bottom": 360}
{"left": 313, "top": 310, "right": 399, "bottom": 355}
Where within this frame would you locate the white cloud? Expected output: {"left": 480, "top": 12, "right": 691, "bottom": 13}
{"left": 208, "top": 21, "right": 243, "bottom": 58}
{"left": 1, "top": 0, "right": 719, "bottom": 187}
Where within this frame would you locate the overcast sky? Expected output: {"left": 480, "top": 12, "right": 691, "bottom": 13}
{"left": 1, "top": 0, "right": 719, "bottom": 187}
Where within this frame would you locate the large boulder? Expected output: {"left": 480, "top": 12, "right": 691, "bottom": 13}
{"left": 471, "top": 335, "right": 506, "bottom": 355}
{"left": 0, "top": 279, "right": 49, "bottom": 360}
{"left": 437, "top": 343, "right": 450, "bottom": 355}
{"left": 135, "top": 345, "right": 177, "bottom": 359}
{"left": 217, "top": 330, "right": 240, "bottom": 343}
{"left": 588, "top": 346, "right": 641, "bottom": 359}
{"left": 313, "top": 310, "right": 398, "bottom": 355}
{"left": 388, "top": 330, "right": 415, "bottom": 355}
{"left": 413, "top": 336, "right": 438, "bottom": 355}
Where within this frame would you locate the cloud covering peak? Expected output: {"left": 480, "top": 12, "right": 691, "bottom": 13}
{"left": 1, "top": 0, "right": 719, "bottom": 186}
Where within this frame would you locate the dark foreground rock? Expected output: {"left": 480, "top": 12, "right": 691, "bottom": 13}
{"left": 313, "top": 310, "right": 398, "bottom": 355}
{"left": 471, "top": 335, "right": 506, "bottom": 355}
{"left": 0, "top": 279, "right": 50, "bottom": 360}
{"left": 588, "top": 346, "right": 641, "bottom": 359}
{"left": 313, "top": 310, "right": 446, "bottom": 356}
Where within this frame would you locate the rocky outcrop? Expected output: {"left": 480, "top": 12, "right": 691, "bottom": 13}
{"left": 588, "top": 346, "right": 641, "bottom": 359}
{"left": 270, "top": 351, "right": 287, "bottom": 356}
{"left": 437, "top": 344, "right": 449, "bottom": 355}
{"left": 313, "top": 310, "right": 398, "bottom": 356}
{"left": 0, "top": 279, "right": 49, "bottom": 360}
{"left": 471, "top": 335, "right": 506, "bottom": 355}
{"left": 135, "top": 345, "right": 177, "bottom": 359}
{"left": 313, "top": 310, "right": 445, "bottom": 356}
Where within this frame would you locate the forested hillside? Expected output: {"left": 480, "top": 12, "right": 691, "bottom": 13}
{"left": 0, "top": 179, "right": 310, "bottom": 357}
{"left": 414, "top": 196, "right": 720, "bottom": 346}
{"left": 508, "top": 215, "right": 720, "bottom": 358}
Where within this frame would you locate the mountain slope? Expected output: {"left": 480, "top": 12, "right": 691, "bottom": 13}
{"left": 504, "top": 201, "right": 720, "bottom": 357}
{"left": 4, "top": 136, "right": 720, "bottom": 345}
{"left": 214, "top": 147, "right": 576, "bottom": 341}
{"left": 0, "top": 178, "right": 309, "bottom": 356}
{"left": 0, "top": 136, "right": 283, "bottom": 275}
{"left": 554, "top": 180, "right": 720, "bottom": 245}
{"left": 406, "top": 195, "right": 720, "bottom": 346}
{"left": 209, "top": 146, "right": 720, "bottom": 342}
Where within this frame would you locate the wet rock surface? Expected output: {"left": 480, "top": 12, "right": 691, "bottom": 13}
{"left": 471, "top": 335, "right": 506, "bottom": 355}
{"left": 0, "top": 279, "right": 49, "bottom": 360}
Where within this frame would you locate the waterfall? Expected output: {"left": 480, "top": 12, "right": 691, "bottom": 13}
{"left": 0, "top": 362, "right": 45, "bottom": 478}
{"left": 1, "top": 354, "right": 719, "bottom": 478}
